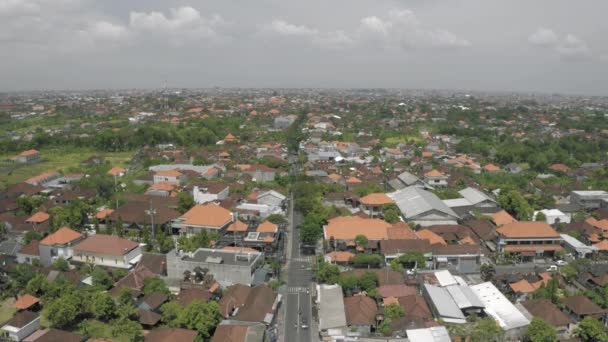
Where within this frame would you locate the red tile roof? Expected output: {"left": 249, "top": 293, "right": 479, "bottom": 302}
{"left": 14, "top": 294, "right": 39, "bottom": 310}
{"left": 73, "top": 234, "right": 139, "bottom": 256}
{"left": 180, "top": 204, "right": 233, "bottom": 228}
{"left": 497, "top": 221, "right": 560, "bottom": 239}
{"left": 40, "top": 227, "right": 82, "bottom": 245}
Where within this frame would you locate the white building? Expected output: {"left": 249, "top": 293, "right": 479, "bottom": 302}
{"left": 534, "top": 209, "right": 571, "bottom": 225}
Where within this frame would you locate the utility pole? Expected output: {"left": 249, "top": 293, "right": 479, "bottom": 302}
{"left": 145, "top": 200, "right": 157, "bottom": 245}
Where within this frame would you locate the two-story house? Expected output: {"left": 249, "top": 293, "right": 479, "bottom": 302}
{"left": 496, "top": 222, "right": 563, "bottom": 261}
{"left": 39, "top": 227, "right": 85, "bottom": 266}
{"left": 72, "top": 234, "right": 142, "bottom": 269}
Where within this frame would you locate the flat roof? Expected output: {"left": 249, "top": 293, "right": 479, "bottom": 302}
{"left": 318, "top": 284, "right": 347, "bottom": 330}
{"left": 182, "top": 248, "right": 262, "bottom": 267}
{"left": 470, "top": 282, "right": 530, "bottom": 331}
{"left": 407, "top": 326, "right": 451, "bottom": 342}
{"left": 434, "top": 270, "right": 458, "bottom": 287}
{"left": 560, "top": 234, "right": 598, "bottom": 252}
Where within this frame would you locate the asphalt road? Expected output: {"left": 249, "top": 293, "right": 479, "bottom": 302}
{"left": 284, "top": 207, "right": 314, "bottom": 342}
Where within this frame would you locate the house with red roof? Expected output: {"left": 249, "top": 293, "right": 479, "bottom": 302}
{"left": 13, "top": 149, "right": 40, "bottom": 163}
{"left": 72, "top": 234, "right": 142, "bottom": 269}
{"left": 39, "top": 227, "right": 85, "bottom": 266}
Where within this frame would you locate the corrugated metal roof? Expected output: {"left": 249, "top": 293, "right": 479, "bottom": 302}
{"left": 446, "top": 285, "right": 484, "bottom": 309}
{"left": 423, "top": 284, "right": 466, "bottom": 323}
{"left": 388, "top": 186, "right": 459, "bottom": 220}
{"left": 318, "top": 285, "right": 347, "bottom": 330}
{"left": 459, "top": 187, "right": 495, "bottom": 205}
{"left": 470, "top": 282, "right": 530, "bottom": 331}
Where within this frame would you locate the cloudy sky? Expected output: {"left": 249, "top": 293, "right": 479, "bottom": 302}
{"left": 1, "top": 0, "right": 607, "bottom": 94}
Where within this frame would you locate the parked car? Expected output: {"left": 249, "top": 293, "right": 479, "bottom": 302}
{"left": 547, "top": 265, "right": 558, "bottom": 272}
{"left": 301, "top": 318, "right": 308, "bottom": 329}
{"left": 556, "top": 260, "right": 567, "bottom": 266}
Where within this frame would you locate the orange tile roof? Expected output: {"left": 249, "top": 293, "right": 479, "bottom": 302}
{"left": 509, "top": 279, "right": 536, "bottom": 293}
{"left": 346, "top": 177, "right": 362, "bottom": 184}
{"left": 14, "top": 294, "right": 39, "bottom": 310}
{"left": 155, "top": 170, "right": 183, "bottom": 177}
{"left": 19, "top": 149, "right": 40, "bottom": 157}
{"left": 383, "top": 297, "right": 399, "bottom": 305}
{"left": 497, "top": 221, "right": 560, "bottom": 239}
{"left": 326, "top": 251, "right": 355, "bottom": 263}
{"left": 483, "top": 164, "right": 501, "bottom": 172}
{"left": 209, "top": 282, "right": 220, "bottom": 293}
{"left": 593, "top": 240, "right": 608, "bottom": 251}
{"left": 96, "top": 209, "right": 114, "bottom": 220}
{"left": 324, "top": 216, "right": 392, "bottom": 240}
{"left": 226, "top": 220, "right": 248, "bottom": 232}
{"left": 328, "top": 173, "right": 343, "bottom": 181}
{"left": 360, "top": 193, "right": 394, "bottom": 206}
{"left": 180, "top": 204, "right": 233, "bottom": 228}
{"left": 257, "top": 221, "right": 278, "bottom": 233}
{"left": 40, "top": 227, "right": 82, "bottom": 245}
{"left": 416, "top": 229, "right": 447, "bottom": 245}
{"left": 490, "top": 210, "right": 517, "bottom": 226}
{"left": 459, "top": 236, "right": 477, "bottom": 245}
{"left": 424, "top": 169, "right": 445, "bottom": 177}
{"left": 422, "top": 151, "right": 433, "bottom": 157}
{"left": 225, "top": 133, "right": 237, "bottom": 141}
{"left": 587, "top": 218, "right": 608, "bottom": 231}
{"left": 107, "top": 166, "right": 125, "bottom": 176}
{"left": 26, "top": 211, "right": 49, "bottom": 223}
{"left": 26, "top": 171, "right": 59, "bottom": 184}
{"left": 387, "top": 222, "right": 418, "bottom": 240}
{"left": 263, "top": 236, "right": 275, "bottom": 243}
{"left": 148, "top": 181, "right": 179, "bottom": 192}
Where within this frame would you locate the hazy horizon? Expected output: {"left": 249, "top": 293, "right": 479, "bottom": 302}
{"left": 2, "top": 0, "right": 608, "bottom": 96}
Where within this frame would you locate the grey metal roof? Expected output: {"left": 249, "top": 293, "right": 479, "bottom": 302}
{"left": 458, "top": 187, "right": 496, "bottom": 205}
{"left": 388, "top": 186, "right": 459, "bottom": 220}
{"left": 423, "top": 284, "right": 466, "bottom": 322}
{"left": 0, "top": 241, "right": 22, "bottom": 256}
{"left": 445, "top": 285, "right": 484, "bottom": 309}
{"left": 388, "top": 178, "right": 406, "bottom": 190}
{"left": 443, "top": 198, "right": 472, "bottom": 208}
{"left": 318, "top": 284, "right": 347, "bottom": 330}
{"left": 397, "top": 171, "right": 421, "bottom": 186}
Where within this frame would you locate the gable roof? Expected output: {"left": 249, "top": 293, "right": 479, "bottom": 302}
{"left": 344, "top": 295, "right": 378, "bottom": 326}
{"left": 40, "top": 227, "right": 82, "bottom": 246}
{"left": 18, "top": 240, "right": 40, "bottom": 256}
{"left": 26, "top": 211, "right": 49, "bottom": 223}
{"left": 458, "top": 187, "right": 496, "bottom": 205}
{"left": 180, "top": 204, "right": 233, "bottom": 228}
{"left": 490, "top": 210, "right": 517, "bottom": 226}
{"left": 73, "top": 234, "right": 139, "bottom": 256}
{"left": 324, "top": 216, "right": 392, "bottom": 241}
{"left": 416, "top": 229, "right": 447, "bottom": 245}
{"left": 520, "top": 298, "right": 573, "bottom": 327}
{"left": 256, "top": 221, "right": 277, "bottom": 233}
{"left": 562, "top": 295, "right": 606, "bottom": 317}
{"left": 388, "top": 186, "right": 458, "bottom": 220}
{"left": 218, "top": 284, "right": 277, "bottom": 323}
{"left": 14, "top": 294, "right": 39, "bottom": 310}
{"left": 360, "top": 193, "right": 394, "bottom": 206}
{"left": 497, "top": 221, "right": 560, "bottom": 239}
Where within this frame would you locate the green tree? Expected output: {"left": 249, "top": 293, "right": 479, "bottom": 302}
{"left": 142, "top": 277, "right": 170, "bottom": 295}
{"left": 53, "top": 257, "right": 69, "bottom": 271}
{"left": 25, "top": 273, "right": 48, "bottom": 297}
{"left": 396, "top": 251, "right": 427, "bottom": 269}
{"left": 354, "top": 234, "right": 369, "bottom": 248}
{"left": 535, "top": 211, "right": 547, "bottom": 222}
{"left": 160, "top": 301, "right": 183, "bottom": 325}
{"left": 91, "top": 267, "right": 113, "bottom": 290}
{"left": 177, "top": 192, "right": 196, "bottom": 214}
{"left": 175, "top": 300, "right": 221, "bottom": 338}
{"left": 471, "top": 317, "right": 504, "bottom": 342}
{"left": 111, "top": 317, "right": 143, "bottom": 341}
{"left": 575, "top": 317, "right": 608, "bottom": 342}
{"left": 524, "top": 317, "right": 557, "bottom": 342}
{"left": 316, "top": 261, "right": 340, "bottom": 284}
{"left": 43, "top": 292, "right": 82, "bottom": 328}
{"left": 499, "top": 190, "right": 533, "bottom": 221}
{"left": 23, "top": 231, "right": 42, "bottom": 245}
{"left": 532, "top": 278, "right": 559, "bottom": 304}
{"left": 480, "top": 263, "right": 496, "bottom": 282}
{"left": 359, "top": 271, "right": 378, "bottom": 292}
{"left": 384, "top": 303, "right": 404, "bottom": 319}
{"left": 338, "top": 274, "right": 359, "bottom": 295}
{"left": 351, "top": 254, "right": 383, "bottom": 268}
{"left": 378, "top": 319, "right": 392, "bottom": 336}
{"left": 382, "top": 204, "right": 401, "bottom": 223}
{"left": 89, "top": 292, "right": 116, "bottom": 321}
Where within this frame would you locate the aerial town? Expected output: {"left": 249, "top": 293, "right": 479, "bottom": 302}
{"left": 0, "top": 88, "right": 607, "bottom": 342}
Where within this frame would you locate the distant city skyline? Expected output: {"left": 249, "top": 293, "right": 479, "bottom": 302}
{"left": 2, "top": 0, "right": 608, "bottom": 95}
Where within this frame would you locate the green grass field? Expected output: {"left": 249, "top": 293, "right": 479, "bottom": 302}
{"left": 0, "top": 148, "right": 134, "bottom": 186}
{"left": 384, "top": 134, "right": 424, "bottom": 147}
{"left": 0, "top": 298, "right": 16, "bottom": 323}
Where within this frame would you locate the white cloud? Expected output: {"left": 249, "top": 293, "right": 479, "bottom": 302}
{"left": 0, "top": 0, "right": 40, "bottom": 16}
{"left": 129, "top": 6, "right": 227, "bottom": 41}
{"left": 528, "top": 27, "right": 559, "bottom": 47}
{"left": 528, "top": 27, "right": 592, "bottom": 60}
{"left": 88, "top": 21, "right": 129, "bottom": 41}
{"left": 266, "top": 9, "right": 469, "bottom": 50}
{"left": 358, "top": 9, "right": 471, "bottom": 49}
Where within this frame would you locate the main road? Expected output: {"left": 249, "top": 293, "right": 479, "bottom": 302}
{"left": 283, "top": 192, "right": 314, "bottom": 342}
